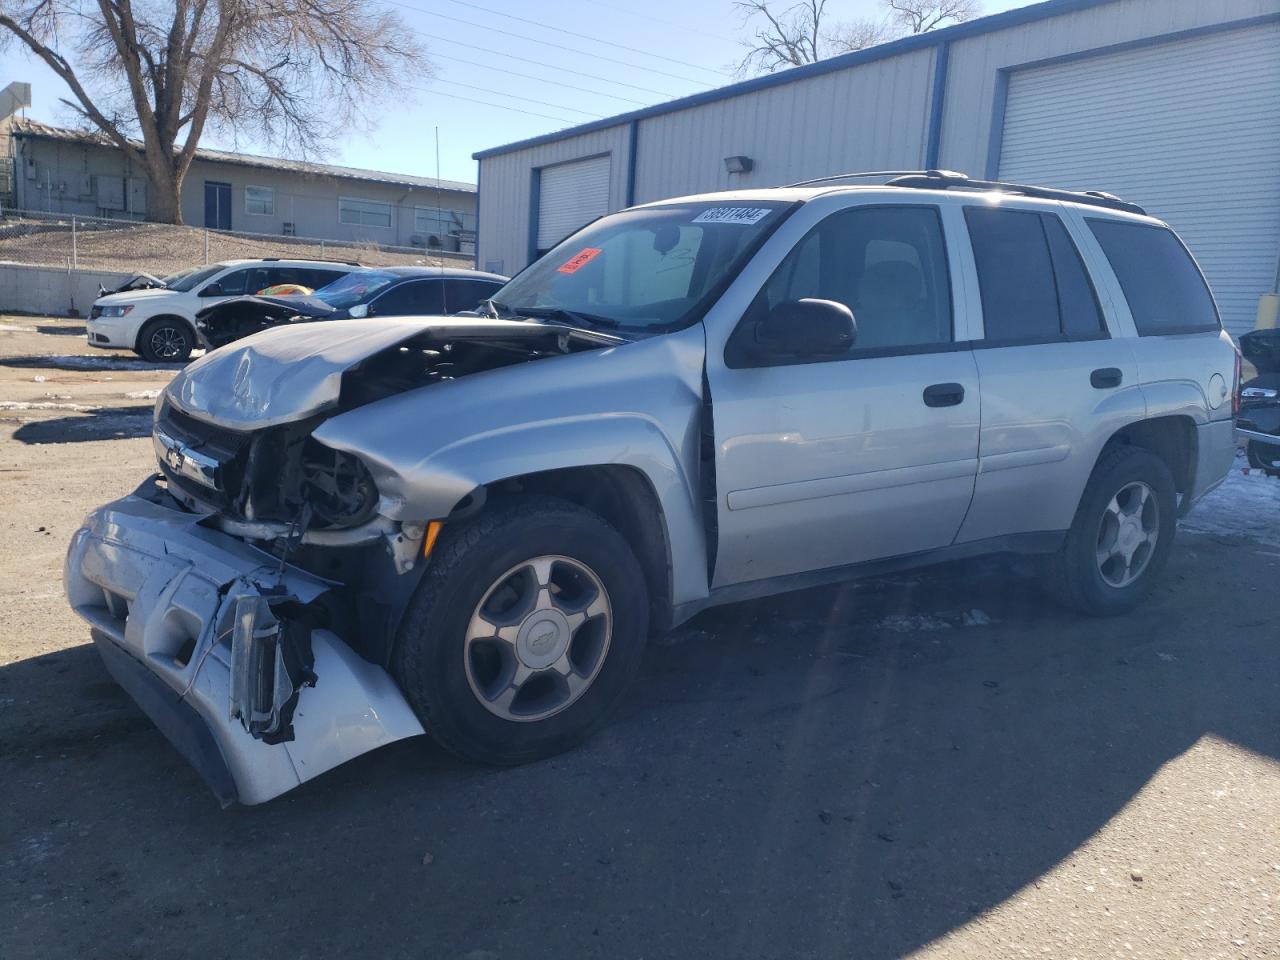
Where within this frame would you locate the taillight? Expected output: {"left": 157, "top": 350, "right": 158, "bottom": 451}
{"left": 1232, "top": 348, "right": 1242, "bottom": 416}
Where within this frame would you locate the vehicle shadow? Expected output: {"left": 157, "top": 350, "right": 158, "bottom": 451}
{"left": 2, "top": 537, "right": 1276, "bottom": 959}
{"left": 0, "top": 355, "right": 186, "bottom": 372}
{"left": 11, "top": 407, "right": 153, "bottom": 444}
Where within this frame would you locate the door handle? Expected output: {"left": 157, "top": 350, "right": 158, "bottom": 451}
{"left": 1091, "top": 367, "right": 1123, "bottom": 389}
{"left": 923, "top": 382, "right": 965, "bottom": 407}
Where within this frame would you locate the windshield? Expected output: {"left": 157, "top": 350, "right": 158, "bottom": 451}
{"left": 494, "top": 201, "right": 792, "bottom": 332}
{"left": 313, "top": 270, "right": 399, "bottom": 310}
{"left": 168, "top": 265, "right": 224, "bottom": 293}
{"left": 160, "top": 268, "right": 194, "bottom": 287}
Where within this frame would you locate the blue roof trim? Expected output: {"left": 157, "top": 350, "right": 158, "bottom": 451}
{"left": 472, "top": 0, "right": 1120, "bottom": 161}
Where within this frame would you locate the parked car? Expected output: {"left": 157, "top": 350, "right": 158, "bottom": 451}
{"left": 194, "top": 266, "right": 508, "bottom": 349}
{"left": 87, "top": 258, "right": 361, "bottom": 361}
{"left": 66, "top": 173, "right": 1238, "bottom": 805}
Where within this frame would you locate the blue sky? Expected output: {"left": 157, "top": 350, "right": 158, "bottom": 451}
{"left": 6, "top": 0, "right": 1030, "bottom": 184}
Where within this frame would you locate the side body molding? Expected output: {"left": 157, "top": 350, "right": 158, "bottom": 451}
{"left": 313, "top": 324, "right": 712, "bottom": 607}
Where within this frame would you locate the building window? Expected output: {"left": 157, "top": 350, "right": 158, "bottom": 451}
{"left": 339, "top": 196, "right": 393, "bottom": 228}
{"left": 414, "top": 205, "right": 457, "bottom": 235}
{"left": 245, "top": 185, "right": 274, "bottom": 216}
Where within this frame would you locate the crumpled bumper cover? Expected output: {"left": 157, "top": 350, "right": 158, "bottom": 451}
{"left": 64, "top": 479, "right": 424, "bottom": 806}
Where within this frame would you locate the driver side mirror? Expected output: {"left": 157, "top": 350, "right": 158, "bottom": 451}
{"left": 754, "top": 298, "right": 856, "bottom": 360}
{"left": 348, "top": 303, "right": 370, "bottom": 319}
{"left": 199, "top": 282, "right": 225, "bottom": 298}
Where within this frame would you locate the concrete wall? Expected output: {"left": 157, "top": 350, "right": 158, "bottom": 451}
{"left": 8, "top": 135, "right": 476, "bottom": 251}
{"left": 0, "top": 262, "right": 132, "bottom": 317}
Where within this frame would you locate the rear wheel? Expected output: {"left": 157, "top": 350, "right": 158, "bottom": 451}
{"left": 392, "top": 496, "right": 649, "bottom": 765}
{"left": 137, "top": 318, "right": 193, "bottom": 362}
{"left": 1047, "top": 446, "right": 1177, "bottom": 616}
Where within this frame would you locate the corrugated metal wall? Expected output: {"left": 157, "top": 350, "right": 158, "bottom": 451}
{"left": 936, "top": 0, "right": 1278, "bottom": 174}
{"left": 632, "top": 47, "right": 936, "bottom": 203}
{"left": 996, "top": 22, "right": 1280, "bottom": 337}
{"left": 477, "top": 0, "right": 1280, "bottom": 299}
{"left": 475, "top": 124, "right": 629, "bottom": 276}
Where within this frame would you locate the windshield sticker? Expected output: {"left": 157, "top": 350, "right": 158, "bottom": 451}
{"left": 691, "top": 207, "right": 772, "bottom": 225}
{"left": 557, "top": 247, "right": 603, "bottom": 274}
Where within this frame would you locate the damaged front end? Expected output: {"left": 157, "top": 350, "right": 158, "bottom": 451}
{"left": 65, "top": 482, "right": 424, "bottom": 806}
{"left": 65, "top": 317, "right": 615, "bottom": 804}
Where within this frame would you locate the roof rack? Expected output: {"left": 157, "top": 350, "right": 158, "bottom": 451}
{"left": 885, "top": 170, "right": 1146, "bottom": 215}
{"left": 259, "top": 257, "right": 363, "bottom": 266}
{"left": 786, "top": 169, "right": 970, "bottom": 188}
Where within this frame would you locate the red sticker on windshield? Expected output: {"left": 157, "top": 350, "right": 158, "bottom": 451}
{"left": 557, "top": 247, "right": 602, "bottom": 274}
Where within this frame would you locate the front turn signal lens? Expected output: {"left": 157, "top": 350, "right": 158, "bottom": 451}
{"left": 422, "top": 520, "right": 444, "bottom": 559}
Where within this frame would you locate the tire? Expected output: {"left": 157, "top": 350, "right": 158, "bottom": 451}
{"left": 392, "top": 495, "right": 649, "bottom": 765}
{"left": 1246, "top": 439, "right": 1280, "bottom": 474}
{"left": 1047, "top": 446, "right": 1178, "bottom": 616}
{"left": 137, "top": 318, "right": 194, "bottom": 362}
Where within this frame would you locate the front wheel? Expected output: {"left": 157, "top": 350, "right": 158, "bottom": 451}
{"left": 136, "top": 318, "right": 194, "bottom": 362}
{"left": 1047, "top": 446, "right": 1177, "bottom": 616}
{"left": 392, "top": 496, "right": 649, "bottom": 765}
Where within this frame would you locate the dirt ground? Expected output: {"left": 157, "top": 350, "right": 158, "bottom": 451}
{"left": 2, "top": 315, "right": 1279, "bottom": 960}
{"left": 0, "top": 217, "right": 474, "bottom": 274}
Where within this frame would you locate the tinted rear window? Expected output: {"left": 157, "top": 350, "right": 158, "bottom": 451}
{"left": 1087, "top": 220, "right": 1219, "bottom": 335}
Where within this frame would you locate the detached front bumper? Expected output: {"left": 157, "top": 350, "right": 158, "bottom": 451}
{"left": 64, "top": 480, "right": 424, "bottom": 806}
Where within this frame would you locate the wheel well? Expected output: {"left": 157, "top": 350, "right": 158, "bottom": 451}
{"left": 485, "top": 465, "right": 674, "bottom": 634}
{"left": 1099, "top": 416, "right": 1197, "bottom": 496}
{"left": 134, "top": 314, "right": 194, "bottom": 351}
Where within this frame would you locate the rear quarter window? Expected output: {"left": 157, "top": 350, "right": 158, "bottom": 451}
{"left": 1087, "top": 220, "right": 1219, "bottom": 335}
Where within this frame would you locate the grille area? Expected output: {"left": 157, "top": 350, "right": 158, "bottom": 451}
{"left": 155, "top": 399, "right": 252, "bottom": 511}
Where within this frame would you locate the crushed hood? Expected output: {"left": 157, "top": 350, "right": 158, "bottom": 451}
{"left": 196, "top": 293, "right": 337, "bottom": 322}
{"left": 166, "top": 315, "right": 616, "bottom": 431}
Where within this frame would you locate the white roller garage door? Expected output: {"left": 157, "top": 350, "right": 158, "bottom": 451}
{"left": 998, "top": 23, "right": 1280, "bottom": 337}
{"left": 536, "top": 155, "right": 612, "bottom": 253}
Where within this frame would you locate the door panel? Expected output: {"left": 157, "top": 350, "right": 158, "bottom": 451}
{"left": 705, "top": 201, "right": 980, "bottom": 588}
{"left": 953, "top": 203, "right": 1141, "bottom": 542}
{"left": 956, "top": 339, "right": 1141, "bottom": 542}
{"left": 711, "top": 352, "right": 981, "bottom": 586}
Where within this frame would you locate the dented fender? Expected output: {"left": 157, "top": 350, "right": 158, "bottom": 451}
{"left": 313, "top": 324, "right": 713, "bottom": 606}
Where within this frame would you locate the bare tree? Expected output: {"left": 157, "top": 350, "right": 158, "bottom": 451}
{"left": 736, "top": 0, "right": 979, "bottom": 74}
{"left": 826, "top": 17, "right": 895, "bottom": 55}
{"left": 734, "top": 0, "right": 829, "bottom": 74}
{"left": 0, "top": 0, "right": 428, "bottom": 223}
{"left": 885, "top": 0, "right": 980, "bottom": 34}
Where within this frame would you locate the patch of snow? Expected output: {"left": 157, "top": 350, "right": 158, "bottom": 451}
{"left": 876, "top": 614, "right": 952, "bottom": 633}
{"left": 32, "top": 375, "right": 46, "bottom": 382}
{"left": 0, "top": 323, "right": 39, "bottom": 333}
{"left": 962, "top": 609, "right": 994, "bottom": 627}
{"left": 0, "top": 400, "right": 97, "bottom": 412}
{"left": 124, "top": 389, "right": 161, "bottom": 400}
{"left": 29, "top": 354, "right": 158, "bottom": 371}
{"left": 1180, "top": 460, "right": 1280, "bottom": 547}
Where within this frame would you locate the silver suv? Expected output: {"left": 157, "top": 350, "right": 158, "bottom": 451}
{"left": 65, "top": 173, "right": 1238, "bottom": 805}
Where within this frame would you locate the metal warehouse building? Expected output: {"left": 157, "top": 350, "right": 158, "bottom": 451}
{"left": 473, "top": 0, "right": 1280, "bottom": 337}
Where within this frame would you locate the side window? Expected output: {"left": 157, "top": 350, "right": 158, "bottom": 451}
{"left": 214, "top": 268, "right": 250, "bottom": 296}
{"left": 749, "top": 205, "right": 953, "bottom": 355}
{"left": 965, "top": 208, "right": 1061, "bottom": 342}
{"left": 1087, "top": 220, "right": 1219, "bottom": 335}
{"left": 372, "top": 280, "right": 445, "bottom": 316}
{"left": 303, "top": 269, "right": 344, "bottom": 290}
{"left": 1042, "top": 216, "right": 1105, "bottom": 338}
{"left": 442, "top": 279, "right": 502, "bottom": 312}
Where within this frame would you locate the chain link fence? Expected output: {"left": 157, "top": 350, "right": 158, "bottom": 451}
{"left": 0, "top": 207, "right": 475, "bottom": 277}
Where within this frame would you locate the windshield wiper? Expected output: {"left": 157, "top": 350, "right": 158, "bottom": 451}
{"left": 514, "top": 305, "right": 622, "bottom": 331}
{"left": 481, "top": 298, "right": 517, "bottom": 320}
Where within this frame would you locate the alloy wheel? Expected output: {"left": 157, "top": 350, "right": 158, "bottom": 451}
{"left": 464, "top": 555, "right": 612, "bottom": 722}
{"left": 1095, "top": 480, "right": 1160, "bottom": 588}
